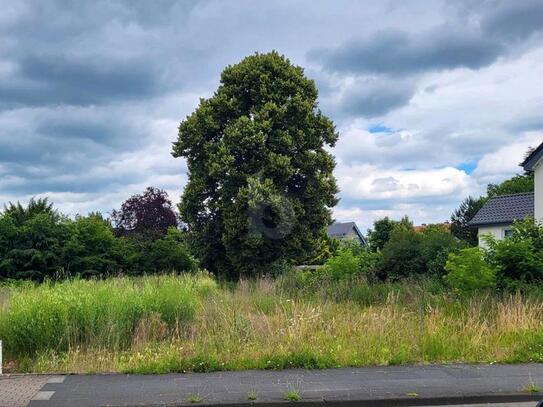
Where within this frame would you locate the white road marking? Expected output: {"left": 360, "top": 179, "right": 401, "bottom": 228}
{"left": 47, "top": 376, "right": 65, "bottom": 383}
{"left": 32, "top": 390, "right": 55, "bottom": 400}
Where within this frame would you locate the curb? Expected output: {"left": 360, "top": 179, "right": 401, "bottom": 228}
{"left": 116, "top": 393, "right": 543, "bottom": 407}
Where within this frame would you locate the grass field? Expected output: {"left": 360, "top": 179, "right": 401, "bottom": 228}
{"left": 1, "top": 272, "right": 543, "bottom": 373}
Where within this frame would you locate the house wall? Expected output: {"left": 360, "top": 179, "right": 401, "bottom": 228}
{"left": 478, "top": 225, "right": 511, "bottom": 249}
{"left": 535, "top": 161, "right": 543, "bottom": 223}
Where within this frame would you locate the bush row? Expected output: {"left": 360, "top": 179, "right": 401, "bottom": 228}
{"left": 0, "top": 202, "right": 197, "bottom": 281}
{"left": 322, "top": 218, "right": 543, "bottom": 293}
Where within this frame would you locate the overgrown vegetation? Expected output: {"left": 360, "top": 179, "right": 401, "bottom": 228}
{"left": 1, "top": 272, "right": 543, "bottom": 374}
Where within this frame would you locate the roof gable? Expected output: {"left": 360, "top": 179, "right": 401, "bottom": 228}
{"left": 522, "top": 140, "right": 543, "bottom": 171}
{"left": 469, "top": 192, "right": 534, "bottom": 226}
{"left": 327, "top": 221, "right": 367, "bottom": 244}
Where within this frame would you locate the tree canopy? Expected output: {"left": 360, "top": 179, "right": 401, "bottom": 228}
{"left": 173, "top": 52, "right": 338, "bottom": 278}
{"left": 111, "top": 187, "right": 178, "bottom": 239}
{"left": 487, "top": 173, "right": 534, "bottom": 197}
{"left": 450, "top": 196, "right": 487, "bottom": 246}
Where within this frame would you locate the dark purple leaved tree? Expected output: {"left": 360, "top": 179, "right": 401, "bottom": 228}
{"left": 112, "top": 187, "right": 178, "bottom": 238}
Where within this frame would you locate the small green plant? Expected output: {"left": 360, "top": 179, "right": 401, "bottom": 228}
{"left": 406, "top": 392, "right": 419, "bottom": 397}
{"left": 284, "top": 389, "right": 302, "bottom": 402}
{"left": 187, "top": 393, "right": 203, "bottom": 403}
{"left": 247, "top": 390, "right": 258, "bottom": 401}
{"left": 522, "top": 378, "right": 541, "bottom": 393}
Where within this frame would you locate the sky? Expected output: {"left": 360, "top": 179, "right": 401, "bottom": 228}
{"left": 1, "top": 0, "right": 542, "bottom": 232}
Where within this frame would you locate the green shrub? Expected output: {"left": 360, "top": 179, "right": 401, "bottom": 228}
{"left": 420, "top": 225, "right": 463, "bottom": 275}
{"left": 380, "top": 226, "right": 424, "bottom": 279}
{"left": 444, "top": 248, "right": 496, "bottom": 293}
{"left": 379, "top": 222, "right": 461, "bottom": 280}
{"left": 324, "top": 249, "right": 359, "bottom": 280}
{"left": 485, "top": 219, "right": 543, "bottom": 288}
{"left": 0, "top": 212, "right": 70, "bottom": 281}
{"left": 62, "top": 214, "right": 125, "bottom": 278}
{"left": 146, "top": 228, "right": 198, "bottom": 273}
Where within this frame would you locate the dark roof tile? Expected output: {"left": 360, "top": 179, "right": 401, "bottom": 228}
{"left": 327, "top": 221, "right": 367, "bottom": 244}
{"left": 469, "top": 192, "right": 534, "bottom": 226}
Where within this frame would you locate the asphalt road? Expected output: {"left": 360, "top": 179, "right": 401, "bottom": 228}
{"left": 2, "top": 364, "right": 543, "bottom": 407}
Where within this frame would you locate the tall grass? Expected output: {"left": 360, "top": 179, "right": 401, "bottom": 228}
{"left": 1, "top": 272, "right": 543, "bottom": 373}
{"left": 0, "top": 273, "right": 216, "bottom": 358}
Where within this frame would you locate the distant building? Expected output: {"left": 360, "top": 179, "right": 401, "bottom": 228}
{"left": 414, "top": 221, "right": 451, "bottom": 233}
{"left": 327, "top": 221, "right": 366, "bottom": 245}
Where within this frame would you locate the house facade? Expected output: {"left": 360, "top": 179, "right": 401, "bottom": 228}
{"left": 522, "top": 141, "right": 543, "bottom": 223}
{"left": 470, "top": 140, "right": 543, "bottom": 248}
{"left": 327, "top": 221, "right": 366, "bottom": 245}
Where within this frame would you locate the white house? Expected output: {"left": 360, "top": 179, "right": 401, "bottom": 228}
{"left": 470, "top": 140, "right": 543, "bottom": 248}
{"left": 522, "top": 141, "right": 543, "bottom": 223}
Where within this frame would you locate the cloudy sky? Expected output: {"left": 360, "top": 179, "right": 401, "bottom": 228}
{"left": 1, "top": 0, "right": 542, "bottom": 232}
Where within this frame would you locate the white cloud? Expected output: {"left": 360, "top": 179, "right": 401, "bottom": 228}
{"left": 473, "top": 131, "right": 543, "bottom": 184}
{"left": 336, "top": 164, "right": 475, "bottom": 200}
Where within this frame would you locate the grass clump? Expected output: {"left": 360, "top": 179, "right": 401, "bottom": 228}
{"left": 284, "top": 389, "right": 302, "bottom": 402}
{"left": 522, "top": 377, "right": 541, "bottom": 393}
{"left": 187, "top": 393, "right": 203, "bottom": 403}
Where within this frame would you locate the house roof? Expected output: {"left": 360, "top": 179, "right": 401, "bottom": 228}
{"left": 469, "top": 192, "right": 534, "bottom": 226}
{"left": 327, "top": 221, "right": 366, "bottom": 244}
{"left": 521, "top": 140, "right": 543, "bottom": 171}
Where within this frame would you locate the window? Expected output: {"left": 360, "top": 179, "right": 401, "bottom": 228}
{"left": 503, "top": 228, "right": 513, "bottom": 238}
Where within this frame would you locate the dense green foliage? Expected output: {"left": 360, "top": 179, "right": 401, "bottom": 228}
{"left": 444, "top": 248, "right": 496, "bottom": 293}
{"left": 343, "top": 215, "right": 542, "bottom": 291}
{"left": 487, "top": 173, "right": 534, "bottom": 197}
{"left": 450, "top": 196, "right": 487, "bottom": 246}
{"left": 0, "top": 194, "right": 196, "bottom": 281}
{"left": 485, "top": 219, "right": 543, "bottom": 288}
{"left": 366, "top": 217, "right": 397, "bottom": 251}
{"left": 63, "top": 214, "right": 125, "bottom": 278}
{"left": 380, "top": 224, "right": 461, "bottom": 279}
{"left": 366, "top": 216, "right": 412, "bottom": 251}
{"left": 0, "top": 199, "right": 70, "bottom": 280}
{"left": 173, "top": 52, "right": 338, "bottom": 278}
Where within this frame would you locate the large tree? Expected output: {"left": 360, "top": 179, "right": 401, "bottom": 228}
{"left": 173, "top": 52, "right": 338, "bottom": 277}
{"left": 450, "top": 196, "right": 487, "bottom": 246}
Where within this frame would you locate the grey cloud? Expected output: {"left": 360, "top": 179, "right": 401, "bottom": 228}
{"left": 481, "top": 0, "right": 543, "bottom": 40}
{"left": 371, "top": 176, "right": 400, "bottom": 193}
{"left": 0, "top": 104, "right": 157, "bottom": 196}
{"left": 338, "top": 78, "right": 416, "bottom": 118}
{"left": 0, "top": 55, "right": 161, "bottom": 109}
{"left": 309, "top": 28, "right": 504, "bottom": 77}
